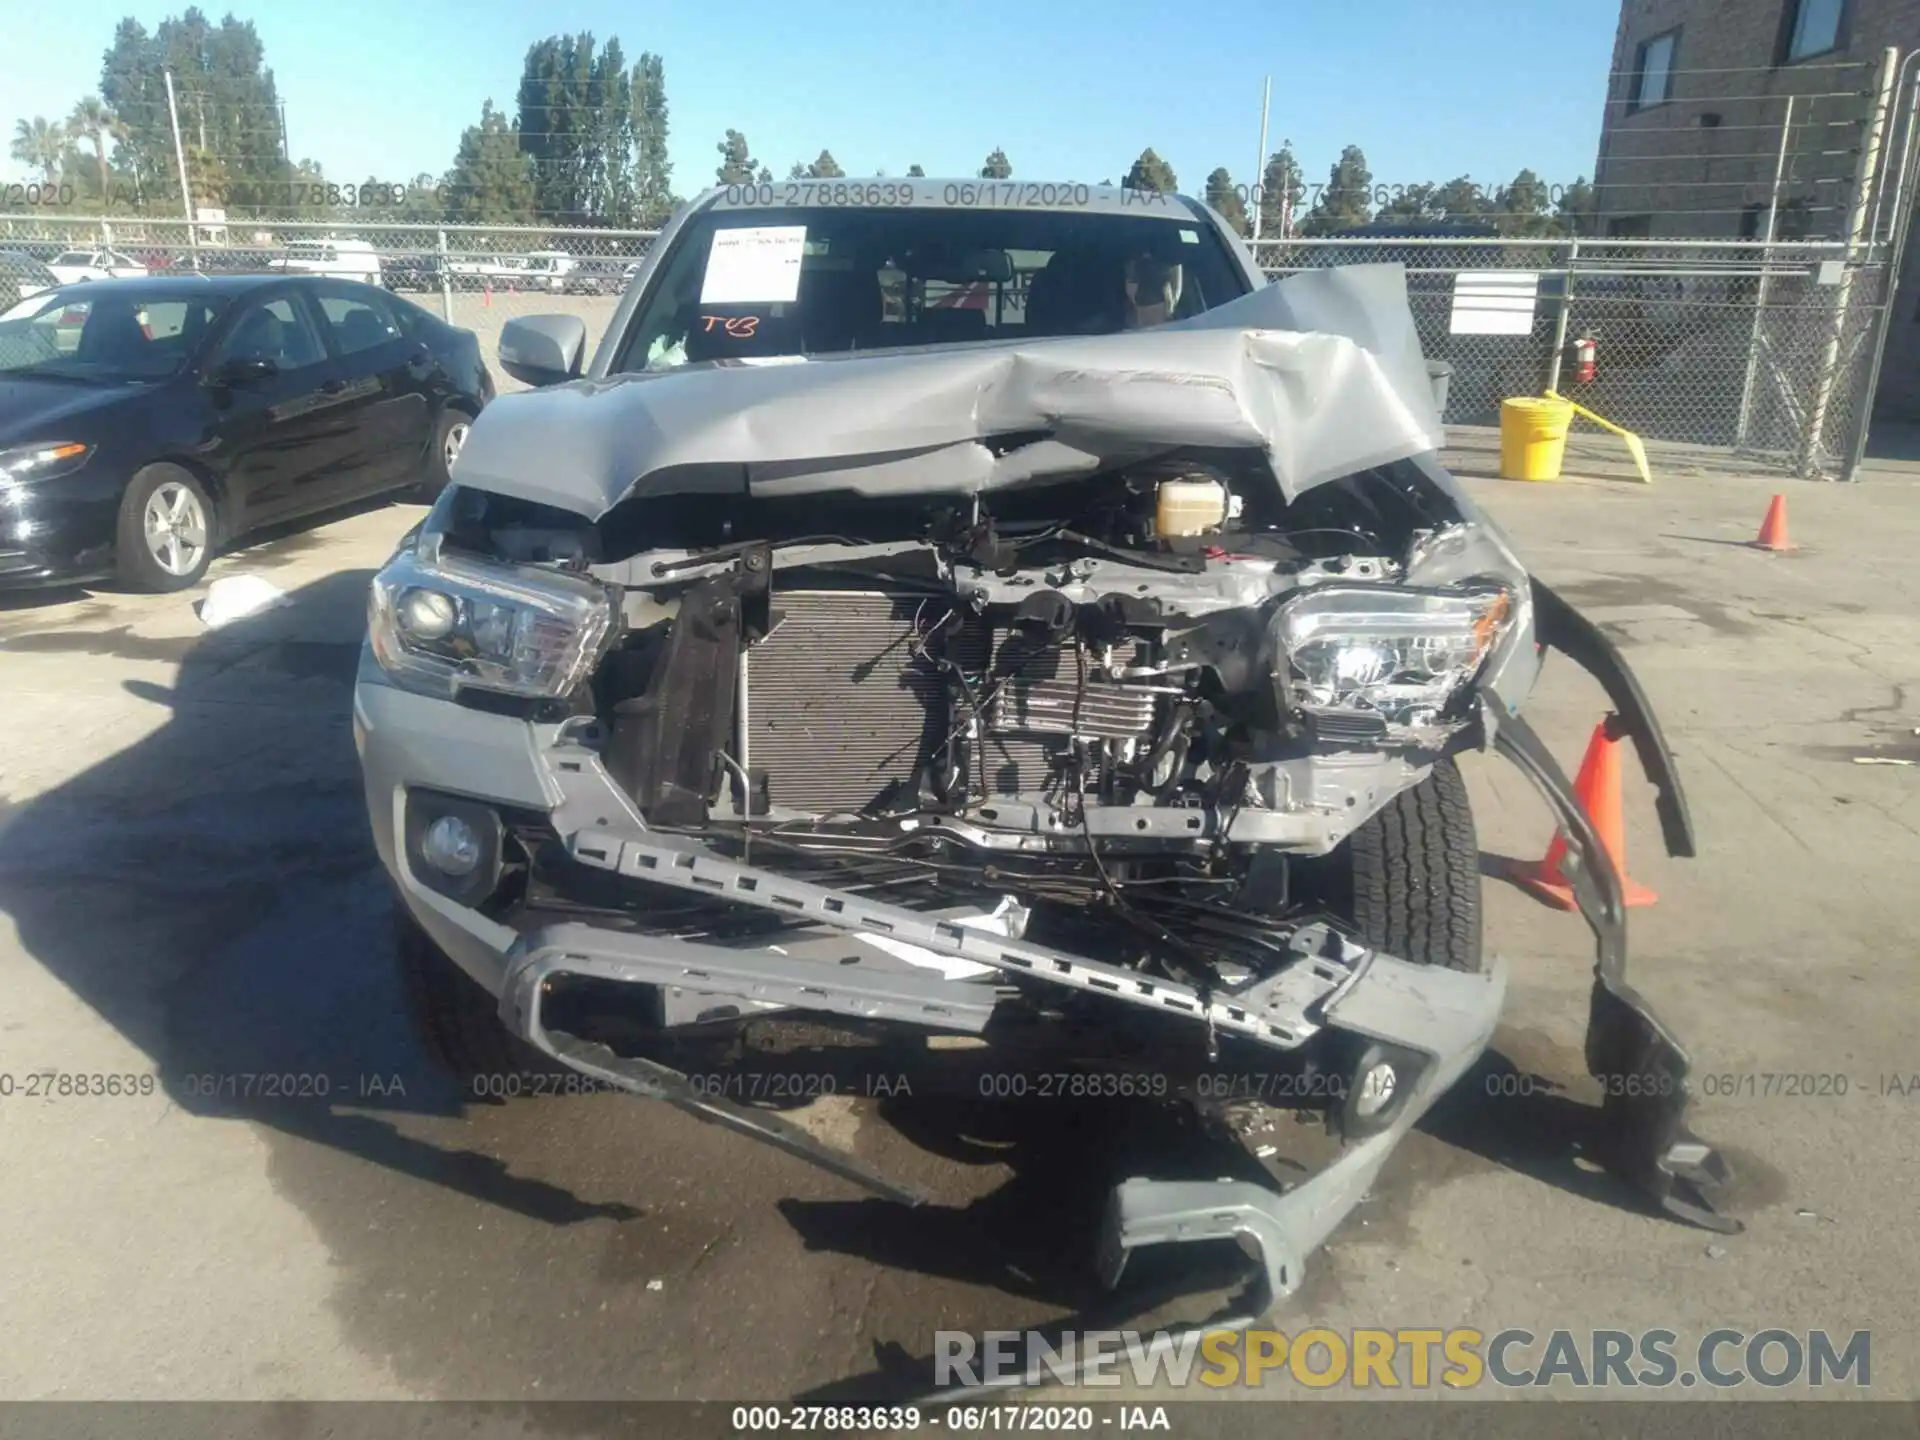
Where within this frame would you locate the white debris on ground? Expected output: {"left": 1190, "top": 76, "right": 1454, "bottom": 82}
{"left": 198, "top": 574, "right": 292, "bottom": 628}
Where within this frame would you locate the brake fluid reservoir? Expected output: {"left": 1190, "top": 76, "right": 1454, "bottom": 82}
{"left": 1156, "top": 478, "right": 1228, "bottom": 537}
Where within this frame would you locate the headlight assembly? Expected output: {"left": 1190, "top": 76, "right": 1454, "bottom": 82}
{"left": 367, "top": 541, "right": 618, "bottom": 701}
{"left": 0, "top": 442, "right": 93, "bottom": 498}
{"left": 1272, "top": 585, "right": 1514, "bottom": 734}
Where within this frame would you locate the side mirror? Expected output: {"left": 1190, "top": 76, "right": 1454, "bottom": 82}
{"left": 210, "top": 355, "right": 278, "bottom": 386}
{"left": 498, "top": 314, "right": 588, "bottom": 387}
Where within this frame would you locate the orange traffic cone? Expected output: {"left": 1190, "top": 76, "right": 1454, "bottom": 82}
{"left": 1752, "top": 494, "right": 1795, "bottom": 552}
{"left": 1511, "top": 715, "right": 1657, "bottom": 911}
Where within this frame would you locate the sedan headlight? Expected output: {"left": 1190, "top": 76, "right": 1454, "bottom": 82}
{"left": 368, "top": 541, "right": 618, "bottom": 701}
{"left": 0, "top": 442, "right": 93, "bottom": 497}
{"left": 1272, "top": 585, "right": 1513, "bottom": 731}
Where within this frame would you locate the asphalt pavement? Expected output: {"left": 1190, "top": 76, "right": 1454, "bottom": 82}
{"left": 1, "top": 439, "right": 1916, "bottom": 1402}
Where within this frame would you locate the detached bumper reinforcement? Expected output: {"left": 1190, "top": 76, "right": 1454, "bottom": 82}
{"left": 565, "top": 830, "right": 1342, "bottom": 1052}
{"left": 497, "top": 940, "right": 940, "bottom": 1206}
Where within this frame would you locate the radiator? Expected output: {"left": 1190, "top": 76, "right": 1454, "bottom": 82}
{"left": 745, "top": 590, "right": 953, "bottom": 813}
{"left": 743, "top": 589, "right": 1153, "bottom": 814}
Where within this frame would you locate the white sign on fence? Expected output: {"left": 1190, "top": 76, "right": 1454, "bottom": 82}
{"left": 1449, "top": 271, "right": 1540, "bottom": 335}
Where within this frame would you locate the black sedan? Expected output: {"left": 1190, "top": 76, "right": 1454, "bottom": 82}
{"left": 0, "top": 273, "right": 493, "bottom": 592}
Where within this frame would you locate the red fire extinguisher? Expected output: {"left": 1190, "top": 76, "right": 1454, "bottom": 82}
{"left": 1571, "top": 333, "right": 1598, "bottom": 384}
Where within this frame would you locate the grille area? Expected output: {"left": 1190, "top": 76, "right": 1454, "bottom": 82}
{"left": 746, "top": 590, "right": 955, "bottom": 813}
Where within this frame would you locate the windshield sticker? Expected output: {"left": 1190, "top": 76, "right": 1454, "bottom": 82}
{"left": 700, "top": 225, "right": 807, "bottom": 304}
{"left": 1179, "top": 228, "right": 1200, "bottom": 244}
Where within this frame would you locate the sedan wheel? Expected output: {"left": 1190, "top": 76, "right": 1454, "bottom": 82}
{"left": 443, "top": 419, "right": 470, "bottom": 474}
{"left": 143, "top": 482, "right": 209, "bottom": 578}
{"left": 115, "top": 464, "right": 217, "bottom": 592}
{"left": 417, "top": 408, "right": 474, "bottom": 502}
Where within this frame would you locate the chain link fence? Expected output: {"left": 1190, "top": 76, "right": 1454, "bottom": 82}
{"left": 0, "top": 213, "right": 1894, "bottom": 477}
{"left": 1250, "top": 235, "right": 1893, "bottom": 479}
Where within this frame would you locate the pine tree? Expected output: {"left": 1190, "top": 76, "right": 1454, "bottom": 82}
{"left": 1433, "top": 176, "right": 1490, "bottom": 225}
{"left": 628, "top": 52, "right": 671, "bottom": 224}
{"left": 980, "top": 147, "right": 1011, "bottom": 179}
{"left": 806, "top": 149, "right": 844, "bottom": 178}
{"left": 1257, "top": 143, "right": 1304, "bottom": 237}
{"left": 907, "top": 163, "right": 925, "bottom": 177}
{"left": 1302, "top": 145, "right": 1373, "bottom": 234}
{"left": 442, "top": 99, "right": 536, "bottom": 223}
{"left": 1123, "top": 148, "right": 1177, "bottom": 193}
{"left": 1494, "top": 167, "right": 1552, "bottom": 236}
{"left": 1203, "top": 167, "right": 1249, "bottom": 235}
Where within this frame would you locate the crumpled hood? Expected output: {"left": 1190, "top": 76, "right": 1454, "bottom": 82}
{"left": 454, "top": 263, "right": 1445, "bottom": 520}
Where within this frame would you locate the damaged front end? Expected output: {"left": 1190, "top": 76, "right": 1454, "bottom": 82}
{"left": 356, "top": 267, "right": 1738, "bottom": 1340}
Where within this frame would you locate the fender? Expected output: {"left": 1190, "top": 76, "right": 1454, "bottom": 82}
{"left": 1530, "top": 575, "right": 1696, "bottom": 858}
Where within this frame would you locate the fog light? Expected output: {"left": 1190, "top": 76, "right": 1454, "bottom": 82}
{"left": 420, "top": 814, "right": 481, "bottom": 876}
{"left": 398, "top": 587, "right": 457, "bottom": 641}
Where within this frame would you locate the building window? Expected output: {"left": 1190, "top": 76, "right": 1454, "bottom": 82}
{"left": 1784, "top": 0, "right": 1846, "bottom": 63}
{"left": 1632, "top": 30, "right": 1679, "bottom": 109}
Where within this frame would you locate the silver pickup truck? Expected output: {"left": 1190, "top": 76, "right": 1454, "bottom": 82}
{"left": 352, "top": 180, "right": 1738, "bottom": 1341}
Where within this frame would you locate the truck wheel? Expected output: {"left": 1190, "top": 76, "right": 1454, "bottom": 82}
{"left": 1319, "top": 757, "right": 1484, "bottom": 973}
{"left": 394, "top": 904, "right": 558, "bottom": 1090}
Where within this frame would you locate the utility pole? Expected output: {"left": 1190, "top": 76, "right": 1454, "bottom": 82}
{"left": 163, "top": 68, "right": 200, "bottom": 264}
{"left": 1250, "top": 75, "right": 1271, "bottom": 243}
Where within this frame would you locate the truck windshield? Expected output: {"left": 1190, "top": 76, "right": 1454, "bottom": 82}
{"left": 612, "top": 204, "right": 1251, "bottom": 372}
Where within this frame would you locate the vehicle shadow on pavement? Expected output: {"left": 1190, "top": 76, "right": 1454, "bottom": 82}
{"left": 0, "top": 567, "right": 637, "bottom": 1229}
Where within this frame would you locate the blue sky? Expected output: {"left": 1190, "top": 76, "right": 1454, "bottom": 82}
{"left": 7, "top": 0, "right": 1621, "bottom": 199}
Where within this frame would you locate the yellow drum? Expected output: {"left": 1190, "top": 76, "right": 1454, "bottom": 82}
{"left": 1499, "top": 396, "right": 1574, "bottom": 481}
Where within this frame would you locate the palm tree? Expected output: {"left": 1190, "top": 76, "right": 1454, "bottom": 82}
{"left": 10, "top": 117, "right": 65, "bottom": 186}
{"left": 66, "top": 96, "right": 126, "bottom": 200}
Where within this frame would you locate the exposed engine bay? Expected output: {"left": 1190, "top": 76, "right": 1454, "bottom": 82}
{"left": 417, "top": 446, "right": 1527, "bottom": 992}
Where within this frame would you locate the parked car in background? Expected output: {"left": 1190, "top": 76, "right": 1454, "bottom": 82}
{"left": 384, "top": 252, "right": 449, "bottom": 293}
{"left": 271, "top": 238, "right": 384, "bottom": 287}
{"left": 446, "top": 253, "right": 518, "bottom": 290}
{"left": 192, "top": 246, "right": 281, "bottom": 276}
{"left": 0, "top": 274, "right": 492, "bottom": 592}
{"left": 564, "top": 257, "right": 629, "bottom": 295}
{"left": 45, "top": 249, "right": 149, "bottom": 284}
{"left": 0, "top": 252, "right": 61, "bottom": 310}
{"left": 520, "top": 251, "right": 576, "bottom": 292}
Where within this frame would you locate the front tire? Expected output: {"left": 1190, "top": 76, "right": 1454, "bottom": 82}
{"left": 1316, "top": 757, "right": 1484, "bottom": 973}
{"left": 394, "top": 903, "right": 556, "bottom": 1088}
{"left": 115, "top": 464, "right": 214, "bottom": 592}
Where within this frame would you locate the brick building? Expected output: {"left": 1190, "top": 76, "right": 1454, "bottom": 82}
{"left": 1592, "top": 0, "right": 1920, "bottom": 416}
